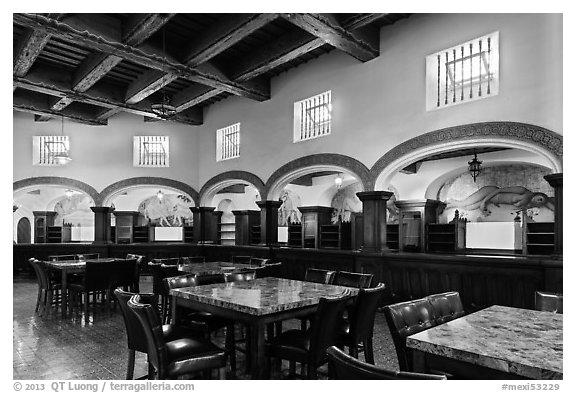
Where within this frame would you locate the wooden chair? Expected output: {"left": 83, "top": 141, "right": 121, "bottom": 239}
{"left": 305, "top": 268, "right": 336, "bottom": 284}
{"left": 333, "top": 271, "right": 373, "bottom": 289}
{"left": 535, "top": 291, "right": 563, "bottom": 313}
{"left": 128, "top": 295, "right": 227, "bottom": 380}
{"left": 68, "top": 261, "right": 112, "bottom": 323}
{"left": 426, "top": 291, "right": 465, "bottom": 324}
{"left": 29, "top": 258, "right": 62, "bottom": 316}
{"left": 326, "top": 346, "right": 446, "bottom": 380}
{"left": 265, "top": 292, "right": 353, "bottom": 379}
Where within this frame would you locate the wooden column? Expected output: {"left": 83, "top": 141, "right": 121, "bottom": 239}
{"left": 90, "top": 206, "right": 113, "bottom": 244}
{"left": 256, "top": 200, "right": 283, "bottom": 247}
{"left": 190, "top": 207, "right": 216, "bottom": 244}
{"left": 544, "top": 173, "right": 562, "bottom": 258}
{"left": 233, "top": 210, "right": 261, "bottom": 245}
{"left": 356, "top": 191, "right": 393, "bottom": 253}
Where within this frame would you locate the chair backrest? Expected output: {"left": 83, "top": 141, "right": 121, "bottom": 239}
{"left": 84, "top": 261, "right": 112, "bottom": 291}
{"left": 231, "top": 255, "right": 252, "bottom": 264}
{"left": 226, "top": 270, "right": 257, "bottom": 283}
{"left": 181, "top": 256, "right": 205, "bottom": 265}
{"left": 349, "top": 283, "right": 386, "bottom": 342}
{"left": 256, "top": 262, "right": 283, "bottom": 278}
{"left": 326, "top": 346, "right": 446, "bottom": 380}
{"left": 305, "top": 268, "right": 336, "bottom": 284}
{"left": 383, "top": 298, "right": 436, "bottom": 371}
{"left": 535, "top": 291, "right": 563, "bottom": 314}
{"left": 309, "top": 292, "right": 353, "bottom": 366}
{"left": 163, "top": 274, "right": 198, "bottom": 293}
{"left": 333, "top": 271, "right": 373, "bottom": 289}
{"left": 147, "top": 262, "right": 164, "bottom": 295}
{"left": 128, "top": 295, "right": 169, "bottom": 378}
{"left": 196, "top": 273, "right": 226, "bottom": 286}
{"left": 114, "top": 289, "right": 159, "bottom": 353}
{"left": 29, "top": 258, "right": 48, "bottom": 290}
{"left": 426, "top": 291, "right": 465, "bottom": 324}
{"left": 108, "top": 258, "right": 138, "bottom": 290}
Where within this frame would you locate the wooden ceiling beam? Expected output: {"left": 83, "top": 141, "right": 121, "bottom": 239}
{"left": 281, "top": 13, "right": 379, "bottom": 62}
{"left": 125, "top": 69, "right": 179, "bottom": 104}
{"left": 34, "top": 114, "right": 52, "bottom": 122}
{"left": 339, "top": 13, "right": 388, "bottom": 30}
{"left": 13, "top": 92, "right": 107, "bottom": 125}
{"left": 173, "top": 84, "right": 221, "bottom": 112}
{"left": 13, "top": 13, "right": 270, "bottom": 102}
{"left": 52, "top": 14, "right": 175, "bottom": 111}
{"left": 182, "top": 13, "right": 278, "bottom": 67}
{"left": 13, "top": 13, "right": 66, "bottom": 77}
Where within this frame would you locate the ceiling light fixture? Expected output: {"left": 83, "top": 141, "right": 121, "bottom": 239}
{"left": 468, "top": 152, "right": 482, "bottom": 182}
{"left": 151, "top": 26, "right": 176, "bottom": 119}
{"left": 52, "top": 114, "right": 72, "bottom": 165}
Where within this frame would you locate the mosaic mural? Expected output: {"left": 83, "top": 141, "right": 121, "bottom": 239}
{"left": 54, "top": 194, "right": 94, "bottom": 227}
{"left": 278, "top": 189, "right": 302, "bottom": 226}
{"left": 138, "top": 194, "right": 193, "bottom": 227}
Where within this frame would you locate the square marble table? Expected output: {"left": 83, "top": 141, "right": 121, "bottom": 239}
{"left": 178, "top": 261, "right": 252, "bottom": 275}
{"left": 43, "top": 258, "right": 115, "bottom": 317}
{"left": 406, "top": 305, "right": 562, "bottom": 379}
{"left": 170, "top": 277, "right": 358, "bottom": 379}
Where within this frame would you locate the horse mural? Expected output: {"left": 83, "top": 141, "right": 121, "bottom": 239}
{"left": 139, "top": 194, "right": 193, "bottom": 227}
{"left": 278, "top": 189, "right": 301, "bottom": 226}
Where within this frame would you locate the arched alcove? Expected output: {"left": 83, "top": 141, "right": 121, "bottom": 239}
{"left": 199, "top": 171, "right": 265, "bottom": 208}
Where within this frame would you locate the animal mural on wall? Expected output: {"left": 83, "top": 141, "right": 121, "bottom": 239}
{"left": 54, "top": 194, "right": 94, "bottom": 226}
{"left": 138, "top": 194, "right": 194, "bottom": 227}
{"left": 445, "top": 186, "right": 554, "bottom": 222}
{"left": 330, "top": 183, "right": 400, "bottom": 224}
{"left": 278, "top": 189, "right": 302, "bottom": 226}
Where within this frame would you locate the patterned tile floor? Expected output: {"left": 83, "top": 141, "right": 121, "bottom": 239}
{"left": 13, "top": 275, "right": 399, "bottom": 380}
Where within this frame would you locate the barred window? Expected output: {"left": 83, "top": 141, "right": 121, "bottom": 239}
{"left": 216, "top": 123, "right": 240, "bottom": 161}
{"left": 32, "top": 135, "right": 70, "bottom": 166}
{"left": 293, "top": 91, "right": 332, "bottom": 142}
{"left": 133, "top": 136, "right": 169, "bottom": 167}
{"left": 426, "top": 32, "right": 499, "bottom": 111}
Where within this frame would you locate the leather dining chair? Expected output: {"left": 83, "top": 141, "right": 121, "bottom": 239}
{"left": 333, "top": 271, "right": 373, "bottom": 289}
{"left": 225, "top": 270, "right": 257, "bottom": 283}
{"left": 326, "top": 346, "right": 446, "bottom": 380}
{"left": 426, "top": 291, "right": 466, "bottom": 324}
{"left": 265, "top": 292, "right": 353, "bottom": 379}
{"left": 29, "top": 258, "right": 61, "bottom": 317}
{"left": 68, "top": 261, "right": 112, "bottom": 323}
{"left": 128, "top": 295, "right": 227, "bottom": 380}
{"left": 535, "top": 291, "right": 563, "bottom": 313}
{"left": 304, "top": 268, "right": 336, "bottom": 284}
{"left": 337, "top": 283, "right": 386, "bottom": 363}
{"left": 114, "top": 289, "right": 204, "bottom": 379}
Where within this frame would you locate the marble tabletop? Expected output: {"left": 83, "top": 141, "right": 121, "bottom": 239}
{"left": 43, "top": 258, "right": 115, "bottom": 269}
{"left": 406, "top": 305, "right": 563, "bottom": 380}
{"left": 178, "top": 261, "right": 252, "bottom": 275}
{"left": 170, "top": 277, "right": 358, "bottom": 316}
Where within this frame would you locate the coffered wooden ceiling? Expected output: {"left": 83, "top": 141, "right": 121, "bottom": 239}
{"left": 13, "top": 13, "right": 410, "bottom": 126}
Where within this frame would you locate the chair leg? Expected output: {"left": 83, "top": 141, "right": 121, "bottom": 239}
{"left": 126, "top": 349, "right": 135, "bottom": 380}
{"left": 35, "top": 287, "right": 42, "bottom": 314}
{"left": 349, "top": 343, "right": 359, "bottom": 359}
{"left": 245, "top": 325, "right": 251, "bottom": 374}
{"left": 84, "top": 292, "right": 89, "bottom": 323}
{"left": 225, "top": 325, "right": 236, "bottom": 374}
{"left": 364, "top": 338, "right": 375, "bottom": 364}
{"left": 289, "top": 360, "right": 296, "bottom": 376}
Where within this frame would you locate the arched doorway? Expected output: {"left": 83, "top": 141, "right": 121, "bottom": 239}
{"left": 17, "top": 217, "right": 31, "bottom": 244}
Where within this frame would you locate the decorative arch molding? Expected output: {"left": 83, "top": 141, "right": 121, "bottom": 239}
{"left": 199, "top": 171, "right": 265, "bottom": 207}
{"left": 370, "top": 122, "right": 563, "bottom": 191}
{"left": 99, "top": 177, "right": 199, "bottom": 207}
{"left": 13, "top": 177, "right": 100, "bottom": 203}
{"left": 264, "top": 153, "right": 372, "bottom": 200}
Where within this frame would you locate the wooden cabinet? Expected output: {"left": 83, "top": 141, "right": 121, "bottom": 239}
{"left": 133, "top": 226, "right": 150, "bottom": 243}
{"left": 218, "top": 222, "right": 235, "bottom": 245}
{"left": 113, "top": 211, "right": 140, "bottom": 244}
{"left": 426, "top": 211, "right": 466, "bottom": 253}
{"left": 250, "top": 225, "right": 261, "bottom": 245}
{"left": 233, "top": 210, "right": 260, "bottom": 246}
{"left": 319, "top": 221, "right": 352, "bottom": 249}
{"left": 387, "top": 224, "right": 399, "bottom": 250}
{"left": 46, "top": 226, "right": 62, "bottom": 243}
{"left": 33, "top": 211, "right": 57, "bottom": 244}
{"left": 395, "top": 200, "right": 445, "bottom": 253}
{"left": 287, "top": 224, "right": 303, "bottom": 247}
{"left": 297, "top": 206, "right": 334, "bottom": 249}
{"left": 183, "top": 226, "right": 194, "bottom": 243}
{"left": 524, "top": 222, "right": 555, "bottom": 255}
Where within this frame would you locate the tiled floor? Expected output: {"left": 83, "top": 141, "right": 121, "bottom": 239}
{"left": 13, "top": 275, "right": 400, "bottom": 380}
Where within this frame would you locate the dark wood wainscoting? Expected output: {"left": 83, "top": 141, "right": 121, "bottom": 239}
{"left": 14, "top": 243, "right": 561, "bottom": 312}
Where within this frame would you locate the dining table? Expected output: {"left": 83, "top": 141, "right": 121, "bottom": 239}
{"left": 177, "top": 261, "right": 253, "bottom": 275}
{"left": 406, "top": 305, "right": 563, "bottom": 380}
{"left": 43, "top": 257, "right": 115, "bottom": 317}
{"left": 170, "top": 277, "right": 358, "bottom": 379}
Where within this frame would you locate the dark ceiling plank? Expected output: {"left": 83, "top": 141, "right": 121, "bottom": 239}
{"left": 182, "top": 13, "right": 279, "bottom": 67}
{"left": 34, "top": 114, "right": 52, "bottom": 122}
{"left": 95, "top": 104, "right": 203, "bottom": 125}
{"left": 52, "top": 14, "right": 176, "bottom": 111}
{"left": 173, "top": 84, "right": 222, "bottom": 112}
{"left": 339, "top": 13, "right": 388, "bottom": 30}
{"left": 13, "top": 92, "right": 107, "bottom": 125}
{"left": 13, "top": 13, "right": 270, "bottom": 102}
{"left": 281, "top": 13, "right": 378, "bottom": 62}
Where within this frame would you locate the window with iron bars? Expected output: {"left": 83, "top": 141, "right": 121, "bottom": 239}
{"left": 133, "top": 136, "right": 169, "bottom": 167}
{"left": 216, "top": 123, "right": 240, "bottom": 161}
{"left": 293, "top": 91, "right": 332, "bottom": 142}
{"left": 32, "top": 135, "right": 70, "bottom": 166}
{"left": 426, "top": 32, "right": 499, "bottom": 111}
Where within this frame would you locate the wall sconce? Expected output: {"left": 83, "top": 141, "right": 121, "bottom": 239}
{"left": 157, "top": 190, "right": 164, "bottom": 200}
{"left": 65, "top": 189, "right": 74, "bottom": 199}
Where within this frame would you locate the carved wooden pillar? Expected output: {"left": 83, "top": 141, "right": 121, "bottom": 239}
{"left": 90, "top": 206, "right": 113, "bottom": 244}
{"left": 190, "top": 207, "right": 216, "bottom": 244}
{"left": 356, "top": 191, "right": 393, "bottom": 253}
{"left": 256, "top": 200, "right": 283, "bottom": 246}
{"left": 544, "top": 173, "right": 562, "bottom": 257}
